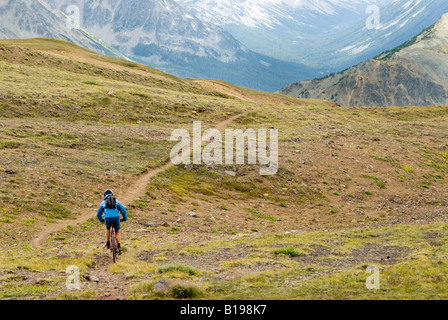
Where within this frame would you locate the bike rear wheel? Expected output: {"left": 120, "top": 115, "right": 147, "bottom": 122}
{"left": 111, "top": 226, "right": 117, "bottom": 263}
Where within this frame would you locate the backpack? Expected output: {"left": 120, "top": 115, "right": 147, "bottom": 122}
{"left": 105, "top": 196, "right": 117, "bottom": 209}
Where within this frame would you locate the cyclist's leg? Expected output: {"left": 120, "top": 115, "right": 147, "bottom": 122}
{"left": 114, "top": 217, "right": 121, "bottom": 248}
{"left": 105, "top": 218, "right": 113, "bottom": 248}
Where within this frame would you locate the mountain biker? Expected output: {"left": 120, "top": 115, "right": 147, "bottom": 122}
{"left": 97, "top": 189, "right": 128, "bottom": 251}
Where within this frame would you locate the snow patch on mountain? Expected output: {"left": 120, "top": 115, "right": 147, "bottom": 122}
{"left": 175, "top": 0, "right": 390, "bottom": 29}
{"left": 259, "top": 59, "right": 271, "bottom": 67}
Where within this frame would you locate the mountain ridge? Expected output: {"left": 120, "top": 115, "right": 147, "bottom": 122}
{"left": 178, "top": 0, "right": 448, "bottom": 74}
{"left": 0, "top": 0, "right": 129, "bottom": 60}
{"left": 2, "top": 0, "right": 447, "bottom": 93}
{"left": 43, "top": 0, "right": 319, "bottom": 91}
{"left": 279, "top": 13, "right": 448, "bottom": 107}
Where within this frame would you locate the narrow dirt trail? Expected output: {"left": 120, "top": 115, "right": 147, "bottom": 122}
{"left": 31, "top": 160, "right": 172, "bottom": 247}
{"left": 31, "top": 112, "right": 247, "bottom": 300}
{"left": 91, "top": 254, "right": 128, "bottom": 300}
{"left": 31, "top": 112, "right": 244, "bottom": 247}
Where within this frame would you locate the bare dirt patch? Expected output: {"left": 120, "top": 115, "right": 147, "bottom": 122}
{"left": 294, "top": 244, "right": 413, "bottom": 268}
{"left": 164, "top": 246, "right": 251, "bottom": 271}
{"left": 424, "top": 232, "right": 443, "bottom": 247}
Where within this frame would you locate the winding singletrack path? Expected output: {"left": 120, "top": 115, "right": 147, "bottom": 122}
{"left": 31, "top": 112, "right": 246, "bottom": 247}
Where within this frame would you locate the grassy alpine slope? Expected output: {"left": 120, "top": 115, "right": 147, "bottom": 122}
{"left": 1, "top": 38, "right": 448, "bottom": 300}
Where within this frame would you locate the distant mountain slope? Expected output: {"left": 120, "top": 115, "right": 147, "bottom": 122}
{"left": 178, "top": 0, "right": 448, "bottom": 74}
{"left": 44, "top": 0, "right": 319, "bottom": 91}
{"left": 279, "top": 13, "right": 448, "bottom": 107}
{"left": 313, "top": 0, "right": 448, "bottom": 72}
{"left": 0, "top": 0, "right": 128, "bottom": 59}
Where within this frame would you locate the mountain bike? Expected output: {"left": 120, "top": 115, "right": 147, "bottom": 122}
{"left": 109, "top": 219, "right": 125, "bottom": 263}
{"left": 110, "top": 224, "right": 119, "bottom": 263}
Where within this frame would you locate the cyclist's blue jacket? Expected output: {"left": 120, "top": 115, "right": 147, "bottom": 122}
{"left": 97, "top": 195, "right": 128, "bottom": 222}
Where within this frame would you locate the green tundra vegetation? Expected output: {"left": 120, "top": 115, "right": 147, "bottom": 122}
{"left": 1, "top": 39, "right": 448, "bottom": 300}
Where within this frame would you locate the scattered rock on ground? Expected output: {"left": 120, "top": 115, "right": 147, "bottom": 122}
{"left": 187, "top": 212, "right": 199, "bottom": 218}
{"left": 153, "top": 280, "right": 170, "bottom": 293}
{"left": 84, "top": 275, "right": 100, "bottom": 282}
{"left": 140, "top": 222, "right": 157, "bottom": 228}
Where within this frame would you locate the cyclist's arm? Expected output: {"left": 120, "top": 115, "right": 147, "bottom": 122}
{"left": 117, "top": 202, "right": 128, "bottom": 221}
{"left": 97, "top": 205, "right": 105, "bottom": 222}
